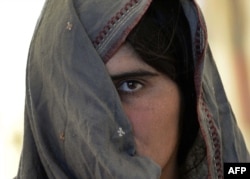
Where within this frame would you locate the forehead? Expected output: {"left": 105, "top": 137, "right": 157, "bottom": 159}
{"left": 105, "top": 43, "right": 157, "bottom": 75}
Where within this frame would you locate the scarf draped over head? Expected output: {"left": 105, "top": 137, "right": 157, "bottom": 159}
{"left": 16, "top": 0, "right": 249, "bottom": 178}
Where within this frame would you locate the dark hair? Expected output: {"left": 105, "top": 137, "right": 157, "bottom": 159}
{"left": 127, "top": 0, "right": 199, "bottom": 166}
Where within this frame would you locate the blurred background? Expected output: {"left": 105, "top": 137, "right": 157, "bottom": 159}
{"left": 0, "top": 0, "right": 249, "bottom": 178}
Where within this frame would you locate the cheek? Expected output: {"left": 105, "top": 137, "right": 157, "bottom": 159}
{"left": 123, "top": 87, "right": 181, "bottom": 136}
{"left": 122, "top": 88, "right": 181, "bottom": 167}
{"left": 125, "top": 94, "right": 180, "bottom": 143}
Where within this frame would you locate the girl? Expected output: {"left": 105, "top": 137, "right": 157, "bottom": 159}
{"left": 16, "top": 0, "right": 249, "bottom": 178}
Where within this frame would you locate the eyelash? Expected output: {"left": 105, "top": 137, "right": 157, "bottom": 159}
{"left": 116, "top": 80, "right": 143, "bottom": 95}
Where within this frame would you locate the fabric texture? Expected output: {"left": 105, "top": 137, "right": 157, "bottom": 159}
{"left": 16, "top": 0, "right": 249, "bottom": 178}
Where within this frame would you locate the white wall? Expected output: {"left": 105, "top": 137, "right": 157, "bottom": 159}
{"left": 0, "top": 1, "right": 45, "bottom": 178}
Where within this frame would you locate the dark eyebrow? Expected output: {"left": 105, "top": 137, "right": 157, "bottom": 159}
{"left": 110, "top": 70, "right": 159, "bottom": 81}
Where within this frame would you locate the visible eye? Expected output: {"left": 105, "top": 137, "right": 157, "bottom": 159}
{"left": 117, "top": 80, "right": 143, "bottom": 94}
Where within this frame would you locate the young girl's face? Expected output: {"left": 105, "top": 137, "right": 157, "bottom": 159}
{"left": 106, "top": 44, "right": 181, "bottom": 178}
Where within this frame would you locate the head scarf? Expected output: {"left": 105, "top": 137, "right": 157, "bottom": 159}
{"left": 16, "top": 0, "right": 249, "bottom": 178}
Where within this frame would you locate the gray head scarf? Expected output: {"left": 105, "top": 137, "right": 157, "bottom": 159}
{"left": 16, "top": 0, "right": 249, "bottom": 178}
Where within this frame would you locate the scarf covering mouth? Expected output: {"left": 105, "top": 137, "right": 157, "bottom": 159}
{"left": 16, "top": 0, "right": 249, "bottom": 178}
